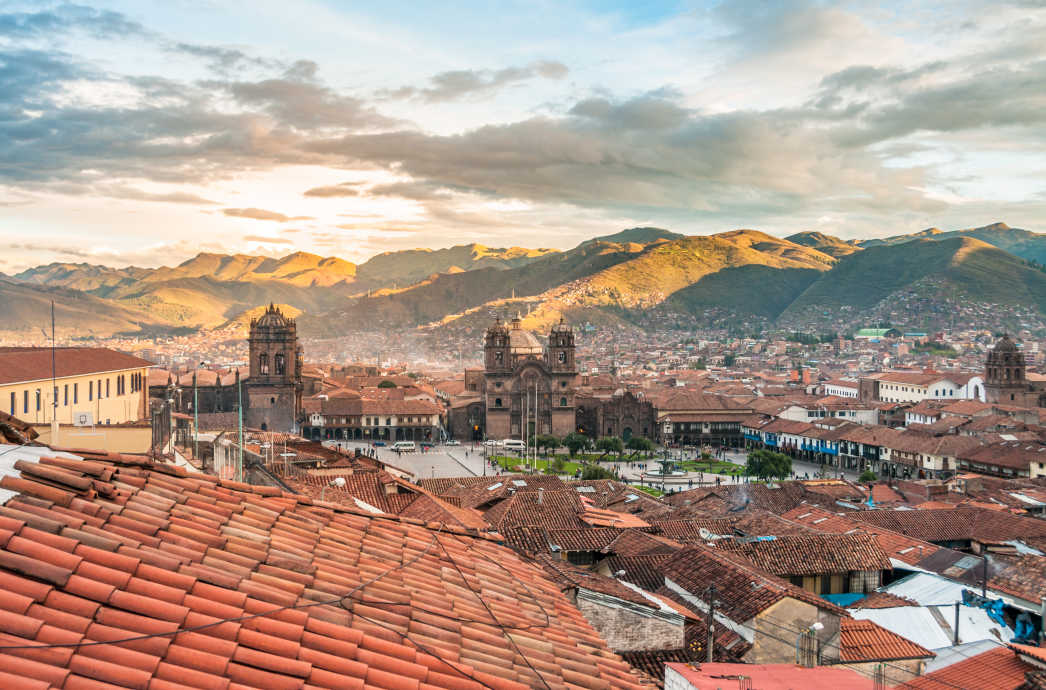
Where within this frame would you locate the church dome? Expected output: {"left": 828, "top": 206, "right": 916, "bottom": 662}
{"left": 550, "top": 317, "right": 571, "bottom": 333}
{"left": 993, "top": 334, "right": 1018, "bottom": 352}
{"left": 509, "top": 318, "right": 543, "bottom": 355}
{"left": 255, "top": 303, "right": 289, "bottom": 329}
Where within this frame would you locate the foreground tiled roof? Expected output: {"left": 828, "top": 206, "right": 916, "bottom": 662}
{"left": 899, "top": 645, "right": 1033, "bottom": 690}
{"left": 837, "top": 618, "right": 934, "bottom": 662}
{"left": 0, "top": 451, "right": 649, "bottom": 689}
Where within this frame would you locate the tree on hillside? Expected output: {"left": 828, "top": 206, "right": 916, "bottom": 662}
{"left": 723, "top": 353, "right": 736, "bottom": 367}
{"left": 746, "top": 449, "right": 792, "bottom": 480}
{"left": 563, "top": 432, "right": 591, "bottom": 458}
{"left": 596, "top": 436, "right": 624, "bottom": 459}
{"left": 377, "top": 380, "right": 397, "bottom": 388}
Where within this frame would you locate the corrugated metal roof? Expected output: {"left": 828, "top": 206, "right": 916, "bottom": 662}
{"left": 852, "top": 603, "right": 1011, "bottom": 650}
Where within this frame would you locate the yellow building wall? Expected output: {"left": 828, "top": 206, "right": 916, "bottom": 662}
{"left": 1, "top": 366, "right": 149, "bottom": 426}
{"left": 30, "top": 423, "right": 153, "bottom": 453}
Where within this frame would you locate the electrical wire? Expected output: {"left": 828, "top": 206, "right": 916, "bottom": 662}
{"left": 436, "top": 532, "right": 555, "bottom": 690}
{"left": 721, "top": 611, "right": 977, "bottom": 690}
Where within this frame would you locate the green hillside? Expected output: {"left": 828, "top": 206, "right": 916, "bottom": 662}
{"left": 0, "top": 278, "right": 165, "bottom": 337}
{"left": 355, "top": 243, "right": 557, "bottom": 288}
{"left": 785, "top": 237, "right": 1046, "bottom": 314}
{"left": 858, "top": 222, "right": 1046, "bottom": 264}
{"left": 785, "top": 231, "right": 862, "bottom": 258}
{"left": 581, "top": 227, "right": 684, "bottom": 246}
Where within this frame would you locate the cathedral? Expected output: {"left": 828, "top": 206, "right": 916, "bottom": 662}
{"left": 984, "top": 334, "right": 1046, "bottom": 408}
{"left": 450, "top": 315, "right": 578, "bottom": 440}
{"left": 153, "top": 304, "right": 304, "bottom": 432}
{"left": 448, "top": 315, "right": 656, "bottom": 442}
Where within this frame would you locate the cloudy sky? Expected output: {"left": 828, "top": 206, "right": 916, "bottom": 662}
{"left": 2, "top": 1, "right": 1045, "bottom": 272}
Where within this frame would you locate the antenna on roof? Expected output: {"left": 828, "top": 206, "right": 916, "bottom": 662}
{"left": 51, "top": 300, "right": 58, "bottom": 445}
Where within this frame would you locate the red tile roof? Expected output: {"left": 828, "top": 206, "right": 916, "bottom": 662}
{"left": 661, "top": 545, "right": 846, "bottom": 624}
{"left": 0, "top": 452, "right": 649, "bottom": 689}
{"left": 666, "top": 661, "right": 876, "bottom": 689}
{"left": 838, "top": 618, "right": 934, "bottom": 662}
{"left": 715, "top": 533, "right": 891, "bottom": 576}
{"left": 899, "top": 645, "right": 1033, "bottom": 690}
{"left": 0, "top": 348, "right": 153, "bottom": 385}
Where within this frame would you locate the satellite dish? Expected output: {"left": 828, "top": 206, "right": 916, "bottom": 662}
{"left": 699, "top": 527, "right": 712, "bottom": 541}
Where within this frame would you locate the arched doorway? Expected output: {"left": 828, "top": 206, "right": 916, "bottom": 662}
{"left": 622, "top": 427, "right": 633, "bottom": 441}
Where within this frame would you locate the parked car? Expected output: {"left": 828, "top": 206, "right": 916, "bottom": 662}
{"left": 373, "top": 441, "right": 386, "bottom": 447}
{"left": 445, "top": 440, "right": 461, "bottom": 446}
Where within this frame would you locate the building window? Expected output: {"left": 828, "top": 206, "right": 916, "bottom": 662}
{"left": 275, "top": 353, "right": 285, "bottom": 375}
{"left": 23, "top": 390, "right": 28, "bottom": 414}
{"left": 73, "top": 383, "right": 78, "bottom": 404}
{"left": 9, "top": 392, "right": 14, "bottom": 415}
{"left": 560, "top": 380, "right": 567, "bottom": 388}
{"left": 560, "top": 397, "right": 567, "bottom": 407}
{"left": 259, "top": 354, "right": 269, "bottom": 374}
{"left": 106, "top": 379, "right": 110, "bottom": 398}
{"left": 558, "top": 351, "right": 566, "bottom": 363}
{"left": 53, "top": 387, "right": 58, "bottom": 410}
{"left": 495, "top": 398, "right": 503, "bottom": 408}
{"left": 89, "top": 381, "right": 93, "bottom": 401}
{"left": 35, "top": 389, "right": 41, "bottom": 412}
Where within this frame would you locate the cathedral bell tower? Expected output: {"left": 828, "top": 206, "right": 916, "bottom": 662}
{"left": 984, "top": 334, "right": 1027, "bottom": 404}
{"left": 547, "top": 318, "right": 576, "bottom": 372}
{"left": 484, "top": 316, "right": 510, "bottom": 372}
{"left": 249, "top": 304, "right": 299, "bottom": 386}
{"left": 246, "top": 303, "right": 303, "bottom": 430}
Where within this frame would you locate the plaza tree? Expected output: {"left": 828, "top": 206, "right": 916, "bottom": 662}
{"left": 563, "top": 432, "right": 591, "bottom": 458}
{"left": 535, "top": 434, "right": 560, "bottom": 458}
{"left": 746, "top": 449, "right": 792, "bottom": 480}
{"left": 596, "top": 436, "right": 624, "bottom": 459}
{"left": 626, "top": 436, "right": 655, "bottom": 458}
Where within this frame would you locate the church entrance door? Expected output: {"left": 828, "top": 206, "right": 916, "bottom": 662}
{"left": 622, "top": 427, "right": 633, "bottom": 441}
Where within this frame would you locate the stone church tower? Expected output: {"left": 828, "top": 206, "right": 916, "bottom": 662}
{"left": 246, "top": 304, "right": 303, "bottom": 430}
{"left": 984, "top": 334, "right": 1046, "bottom": 407}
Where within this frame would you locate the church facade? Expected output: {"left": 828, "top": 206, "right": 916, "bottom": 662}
{"left": 984, "top": 334, "right": 1046, "bottom": 408}
{"left": 448, "top": 315, "right": 656, "bottom": 443}
{"left": 449, "top": 316, "right": 579, "bottom": 441}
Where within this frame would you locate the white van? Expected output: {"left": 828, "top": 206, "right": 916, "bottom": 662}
{"left": 392, "top": 441, "right": 416, "bottom": 452}
{"left": 502, "top": 439, "right": 526, "bottom": 452}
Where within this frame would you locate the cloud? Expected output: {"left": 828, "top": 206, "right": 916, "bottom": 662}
{"left": 0, "top": 4, "right": 147, "bottom": 40}
{"left": 210, "top": 61, "right": 395, "bottom": 130}
{"left": 242, "top": 234, "right": 295, "bottom": 245}
{"left": 303, "top": 182, "right": 362, "bottom": 197}
{"left": 223, "top": 208, "right": 312, "bottom": 221}
{"left": 380, "top": 60, "right": 569, "bottom": 103}
{"left": 96, "top": 185, "right": 218, "bottom": 204}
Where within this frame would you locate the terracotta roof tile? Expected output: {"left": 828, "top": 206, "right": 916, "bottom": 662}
{"left": 0, "top": 449, "right": 650, "bottom": 690}
{"left": 838, "top": 618, "right": 934, "bottom": 662}
{"left": 900, "top": 645, "right": 1031, "bottom": 690}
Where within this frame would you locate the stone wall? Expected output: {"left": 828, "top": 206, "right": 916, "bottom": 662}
{"left": 575, "top": 589, "right": 684, "bottom": 652}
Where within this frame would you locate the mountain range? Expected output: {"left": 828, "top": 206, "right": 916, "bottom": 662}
{"left": 3, "top": 222, "right": 1044, "bottom": 337}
